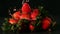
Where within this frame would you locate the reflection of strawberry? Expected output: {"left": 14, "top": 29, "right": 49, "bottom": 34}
{"left": 31, "top": 9, "right": 39, "bottom": 20}
{"left": 12, "top": 11, "right": 21, "bottom": 20}
{"left": 42, "top": 17, "right": 51, "bottom": 30}
{"left": 9, "top": 18, "right": 18, "bottom": 24}
{"left": 29, "top": 24, "right": 35, "bottom": 31}
{"left": 22, "top": 3, "right": 31, "bottom": 14}
{"left": 20, "top": 13, "right": 30, "bottom": 20}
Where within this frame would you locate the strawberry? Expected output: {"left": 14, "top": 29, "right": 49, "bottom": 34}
{"left": 9, "top": 18, "right": 18, "bottom": 24}
{"left": 31, "top": 9, "right": 39, "bottom": 20}
{"left": 29, "top": 24, "right": 35, "bottom": 31}
{"left": 42, "top": 17, "right": 51, "bottom": 30}
{"left": 22, "top": 3, "right": 31, "bottom": 14}
{"left": 12, "top": 11, "right": 21, "bottom": 20}
{"left": 20, "top": 13, "right": 30, "bottom": 20}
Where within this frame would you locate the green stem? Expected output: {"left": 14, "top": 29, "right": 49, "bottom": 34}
{"left": 26, "top": 0, "right": 29, "bottom": 2}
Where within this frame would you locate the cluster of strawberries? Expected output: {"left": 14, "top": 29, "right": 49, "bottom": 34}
{"left": 9, "top": 2, "right": 52, "bottom": 31}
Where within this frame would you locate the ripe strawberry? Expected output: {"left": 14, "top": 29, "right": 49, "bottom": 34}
{"left": 31, "top": 9, "right": 39, "bottom": 20}
{"left": 9, "top": 18, "right": 18, "bottom": 24}
{"left": 42, "top": 17, "right": 51, "bottom": 30}
{"left": 29, "top": 24, "right": 35, "bottom": 31}
{"left": 20, "top": 13, "right": 30, "bottom": 20}
{"left": 22, "top": 3, "right": 31, "bottom": 14}
{"left": 12, "top": 11, "right": 21, "bottom": 20}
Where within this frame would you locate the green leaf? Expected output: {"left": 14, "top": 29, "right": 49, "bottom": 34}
{"left": 2, "top": 23, "right": 6, "bottom": 26}
{"left": 6, "top": 25, "right": 11, "bottom": 30}
{"left": 1, "top": 24, "right": 11, "bottom": 31}
{"left": 17, "top": 20, "right": 22, "bottom": 27}
{"left": 4, "top": 18, "right": 8, "bottom": 21}
{"left": 38, "top": 6, "right": 43, "bottom": 11}
{"left": 1, "top": 26, "right": 6, "bottom": 31}
{"left": 20, "top": 19, "right": 29, "bottom": 23}
{"left": 18, "top": 27, "right": 21, "bottom": 30}
{"left": 36, "top": 21, "right": 41, "bottom": 26}
{"left": 52, "top": 21, "right": 56, "bottom": 27}
{"left": 11, "top": 25, "right": 14, "bottom": 30}
{"left": 16, "top": 24, "right": 19, "bottom": 27}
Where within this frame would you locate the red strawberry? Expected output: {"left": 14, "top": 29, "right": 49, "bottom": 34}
{"left": 12, "top": 11, "right": 21, "bottom": 20}
{"left": 22, "top": 3, "right": 31, "bottom": 14}
{"left": 31, "top": 9, "right": 39, "bottom": 20}
{"left": 9, "top": 18, "right": 18, "bottom": 24}
{"left": 29, "top": 24, "right": 35, "bottom": 31}
{"left": 42, "top": 17, "right": 51, "bottom": 30}
{"left": 20, "top": 13, "right": 30, "bottom": 20}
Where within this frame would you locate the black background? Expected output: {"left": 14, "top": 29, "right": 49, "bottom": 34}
{"left": 0, "top": 0, "right": 60, "bottom": 34}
